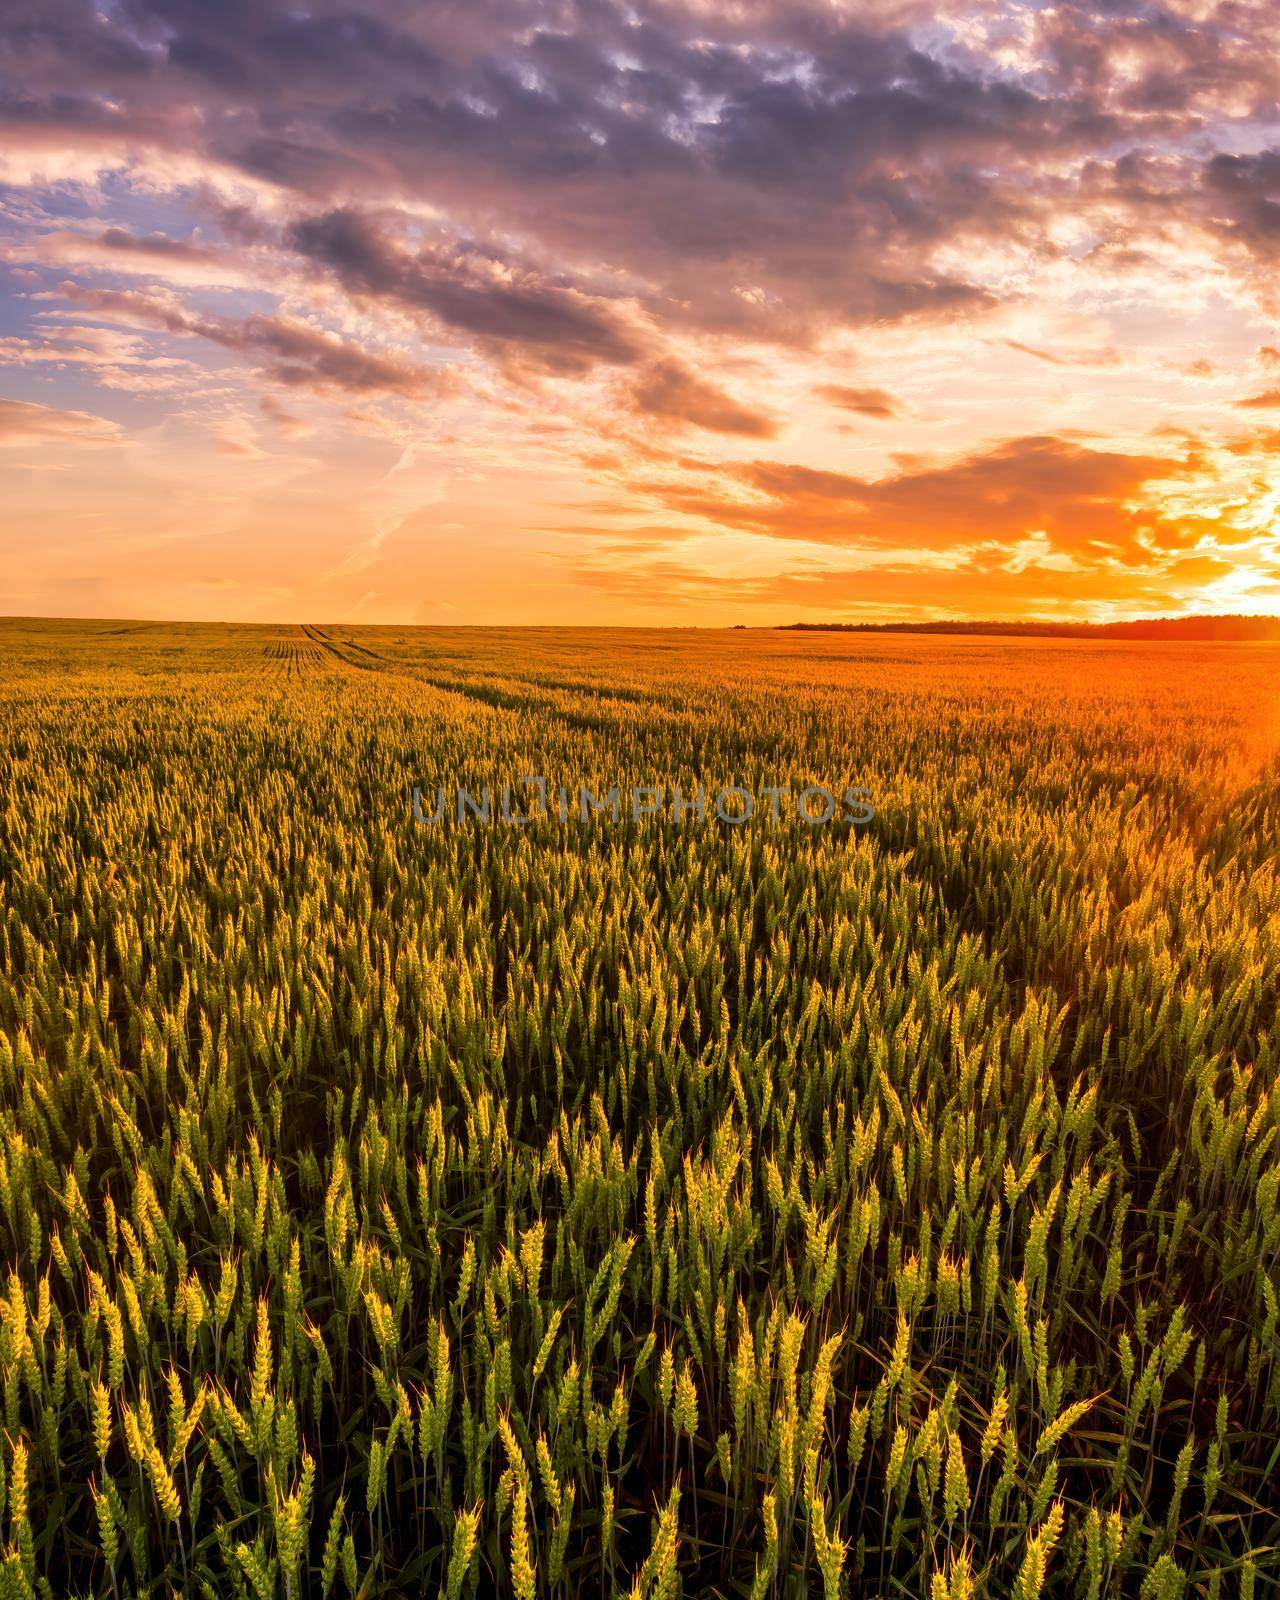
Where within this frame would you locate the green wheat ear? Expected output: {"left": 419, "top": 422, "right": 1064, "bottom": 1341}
{"left": 1, "top": 623, "right": 1279, "bottom": 1597}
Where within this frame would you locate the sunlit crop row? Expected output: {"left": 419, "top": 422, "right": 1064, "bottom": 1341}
{"left": 0, "top": 619, "right": 1276, "bottom": 1596}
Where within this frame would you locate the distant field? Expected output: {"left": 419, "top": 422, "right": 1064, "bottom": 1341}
{"left": 0, "top": 621, "right": 1277, "bottom": 1597}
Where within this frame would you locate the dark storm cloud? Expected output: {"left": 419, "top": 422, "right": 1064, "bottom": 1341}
{"left": 288, "top": 209, "right": 642, "bottom": 374}
{"left": 630, "top": 360, "right": 777, "bottom": 437}
{"left": 1, "top": 0, "right": 1277, "bottom": 376}
{"left": 1203, "top": 148, "right": 1280, "bottom": 258}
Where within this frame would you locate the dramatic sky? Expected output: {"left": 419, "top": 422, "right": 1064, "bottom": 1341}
{"left": 2, "top": 0, "right": 1280, "bottom": 623}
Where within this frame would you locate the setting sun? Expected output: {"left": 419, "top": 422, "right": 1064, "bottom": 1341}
{"left": 3, "top": 0, "right": 1279, "bottom": 624}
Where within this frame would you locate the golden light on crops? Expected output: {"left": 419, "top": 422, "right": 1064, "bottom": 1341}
{"left": 0, "top": 618, "right": 1277, "bottom": 1594}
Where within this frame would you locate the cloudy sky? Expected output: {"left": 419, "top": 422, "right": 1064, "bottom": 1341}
{"left": 2, "top": 0, "right": 1279, "bottom": 623}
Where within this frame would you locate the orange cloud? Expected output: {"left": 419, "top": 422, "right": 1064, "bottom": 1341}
{"left": 4, "top": 0, "right": 1280, "bottom": 622}
{"left": 640, "top": 436, "right": 1197, "bottom": 561}
{"left": 813, "top": 385, "right": 901, "bottom": 419}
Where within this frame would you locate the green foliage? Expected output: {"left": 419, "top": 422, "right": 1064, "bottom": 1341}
{"left": 0, "top": 619, "right": 1276, "bottom": 1595}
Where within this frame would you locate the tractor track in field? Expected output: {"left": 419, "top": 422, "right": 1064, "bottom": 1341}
{"left": 263, "top": 635, "right": 328, "bottom": 679}
{"left": 294, "top": 626, "right": 647, "bottom": 734}
{"left": 298, "top": 623, "right": 363, "bottom": 671}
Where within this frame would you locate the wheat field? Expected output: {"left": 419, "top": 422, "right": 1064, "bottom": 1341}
{"left": 0, "top": 619, "right": 1277, "bottom": 1597}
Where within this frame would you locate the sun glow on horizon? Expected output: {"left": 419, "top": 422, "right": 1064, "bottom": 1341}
{"left": 2, "top": 0, "right": 1280, "bottom": 623}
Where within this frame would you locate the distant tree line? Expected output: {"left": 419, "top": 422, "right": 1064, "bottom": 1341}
{"left": 776, "top": 614, "right": 1280, "bottom": 640}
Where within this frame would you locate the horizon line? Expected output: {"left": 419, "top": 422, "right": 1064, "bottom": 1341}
{"left": 4, "top": 610, "right": 1280, "bottom": 635}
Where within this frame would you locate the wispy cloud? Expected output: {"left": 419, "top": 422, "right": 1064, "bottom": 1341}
{"left": 0, "top": 397, "right": 122, "bottom": 447}
{"left": 2, "top": 0, "right": 1279, "bottom": 620}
